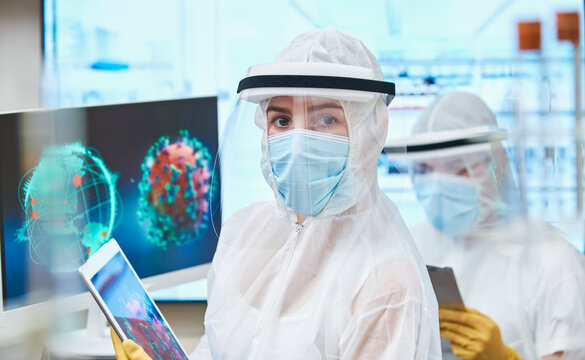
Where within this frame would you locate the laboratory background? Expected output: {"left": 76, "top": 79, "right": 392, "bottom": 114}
{"left": 0, "top": 0, "right": 584, "bottom": 359}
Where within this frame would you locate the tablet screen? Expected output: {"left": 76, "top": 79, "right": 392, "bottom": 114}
{"left": 90, "top": 251, "right": 189, "bottom": 360}
{"left": 426, "top": 265, "right": 465, "bottom": 310}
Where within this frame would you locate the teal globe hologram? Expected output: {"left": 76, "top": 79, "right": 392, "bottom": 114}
{"left": 16, "top": 142, "right": 121, "bottom": 271}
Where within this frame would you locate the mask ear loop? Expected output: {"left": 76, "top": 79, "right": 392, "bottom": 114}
{"left": 315, "top": 100, "right": 353, "bottom": 217}
{"left": 488, "top": 147, "right": 512, "bottom": 218}
{"left": 488, "top": 159, "right": 505, "bottom": 217}
{"left": 262, "top": 99, "right": 283, "bottom": 209}
{"left": 467, "top": 151, "right": 508, "bottom": 227}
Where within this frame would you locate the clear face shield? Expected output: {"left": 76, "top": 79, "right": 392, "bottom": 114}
{"left": 218, "top": 63, "right": 397, "bottom": 224}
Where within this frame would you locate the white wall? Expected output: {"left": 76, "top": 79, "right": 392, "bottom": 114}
{"left": 0, "top": 0, "right": 41, "bottom": 112}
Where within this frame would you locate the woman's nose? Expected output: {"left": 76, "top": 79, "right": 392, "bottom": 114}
{"left": 291, "top": 115, "right": 308, "bottom": 130}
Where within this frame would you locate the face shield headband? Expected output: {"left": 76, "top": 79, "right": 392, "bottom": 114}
{"left": 383, "top": 127, "right": 507, "bottom": 160}
{"left": 237, "top": 63, "right": 395, "bottom": 106}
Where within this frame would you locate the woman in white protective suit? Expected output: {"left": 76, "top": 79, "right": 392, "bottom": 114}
{"left": 110, "top": 28, "right": 441, "bottom": 360}
{"left": 386, "top": 91, "right": 585, "bottom": 360}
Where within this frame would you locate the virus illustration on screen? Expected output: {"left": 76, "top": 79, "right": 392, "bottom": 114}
{"left": 137, "top": 130, "right": 215, "bottom": 248}
{"left": 16, "top": 142, "right": 120, "bottom": 271}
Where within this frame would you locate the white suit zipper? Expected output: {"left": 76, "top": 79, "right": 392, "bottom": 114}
{"left": 256, "top": 222, "right": 304, "bottom": 334}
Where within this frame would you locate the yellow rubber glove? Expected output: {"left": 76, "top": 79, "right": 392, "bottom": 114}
{"left": 438, "top": 306, "right": 523, "bottom": 360}
{"left": 110, "top": 327, "right": 153, "bottom": 360}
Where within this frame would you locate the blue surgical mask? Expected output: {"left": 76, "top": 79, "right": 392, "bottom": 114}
{"left": 412, "top": 173, "right": 479, "bottom": 236}
{"left": 268, "top": 129, "right": 349, "bottom": 217}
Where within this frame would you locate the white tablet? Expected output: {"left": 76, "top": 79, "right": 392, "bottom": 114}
{"left": 78, "top": 238, "right": 190, "bottom": 360}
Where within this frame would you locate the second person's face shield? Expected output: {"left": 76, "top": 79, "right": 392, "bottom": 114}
{"left": 218, "top": 62, "right": 397, "bottom": 222}
{"left": 386, "top": 127, "right": 522, "bottom": 237}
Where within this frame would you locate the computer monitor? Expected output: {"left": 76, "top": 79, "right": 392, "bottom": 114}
{"left": 0, "top": 97, "right": 220, "bottom": 328}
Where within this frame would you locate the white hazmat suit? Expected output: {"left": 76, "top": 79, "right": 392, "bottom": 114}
{"left": 191, "top": 28, "right": 441, "bottom": 359}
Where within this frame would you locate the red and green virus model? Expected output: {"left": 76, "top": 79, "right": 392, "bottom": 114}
{"left": 138, "top": 130, "right": 214, "bottom": 248}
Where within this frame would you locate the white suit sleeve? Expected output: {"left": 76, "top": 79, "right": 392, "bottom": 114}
{"left": 189, "top": 257, "right": 219, "bottom": 360}
{"left": 340, "top": 298, "right": 425, "bottom": 359}
{"left": 189, "top": 334, "right": 211, "bottom": 360}
{"left": 534, "top": 248, "right": 585, "bottom": 357}
{"left": 339, "top": 259, "right": 439, "bottom": 360}
{"left": 534, "top": 273, "right": 585, "bottom": 357}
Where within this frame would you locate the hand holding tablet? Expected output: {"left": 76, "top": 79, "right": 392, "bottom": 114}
{"left": 78, "top": 239, "right": 190, "bottom": 360}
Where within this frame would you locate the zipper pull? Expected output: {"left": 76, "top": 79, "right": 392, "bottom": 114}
{"left": 294, "top": 224, "right": 303, "bottom": 235}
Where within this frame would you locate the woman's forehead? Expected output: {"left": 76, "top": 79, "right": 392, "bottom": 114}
{"left": 268, "top": 96, "right": 343, "bottom": 108}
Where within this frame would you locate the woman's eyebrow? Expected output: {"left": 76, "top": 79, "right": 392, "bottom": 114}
{"left": 266, "top": 105, "right": 292, "bottom": 115}
{"left": 308, "top": 102, "right": 344, "bottom": 112}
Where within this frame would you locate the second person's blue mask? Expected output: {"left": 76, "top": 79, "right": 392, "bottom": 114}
{"left": 268, "top": 129, "right": 349, "bottom": 217}
{"left": 412, "top": 173, "right": 480, "bottom": 237}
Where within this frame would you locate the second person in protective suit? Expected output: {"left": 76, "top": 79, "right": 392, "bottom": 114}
{"left": 387, "top": 91, "right": 585, "bottom": 360}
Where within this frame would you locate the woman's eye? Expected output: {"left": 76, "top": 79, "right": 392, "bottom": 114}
{"left": 456, "top": 168, "right": 470, "bottom": 177}
{"left": 320, "top": 116, "right": 335, "bottom": 125}
{"left": 274, "top": 117, "right": 289, "bottom": 127}
{"left": 414, "top": 163, "right": 431, "bottom": 174}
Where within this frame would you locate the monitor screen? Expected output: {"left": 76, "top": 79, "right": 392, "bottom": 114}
{"left": 0, "top": 97, "right": 220, "bottom": 310}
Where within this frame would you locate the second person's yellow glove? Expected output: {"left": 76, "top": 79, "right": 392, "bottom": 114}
{"left": 439, "top": 306, "right": 522, "bottom": 360}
